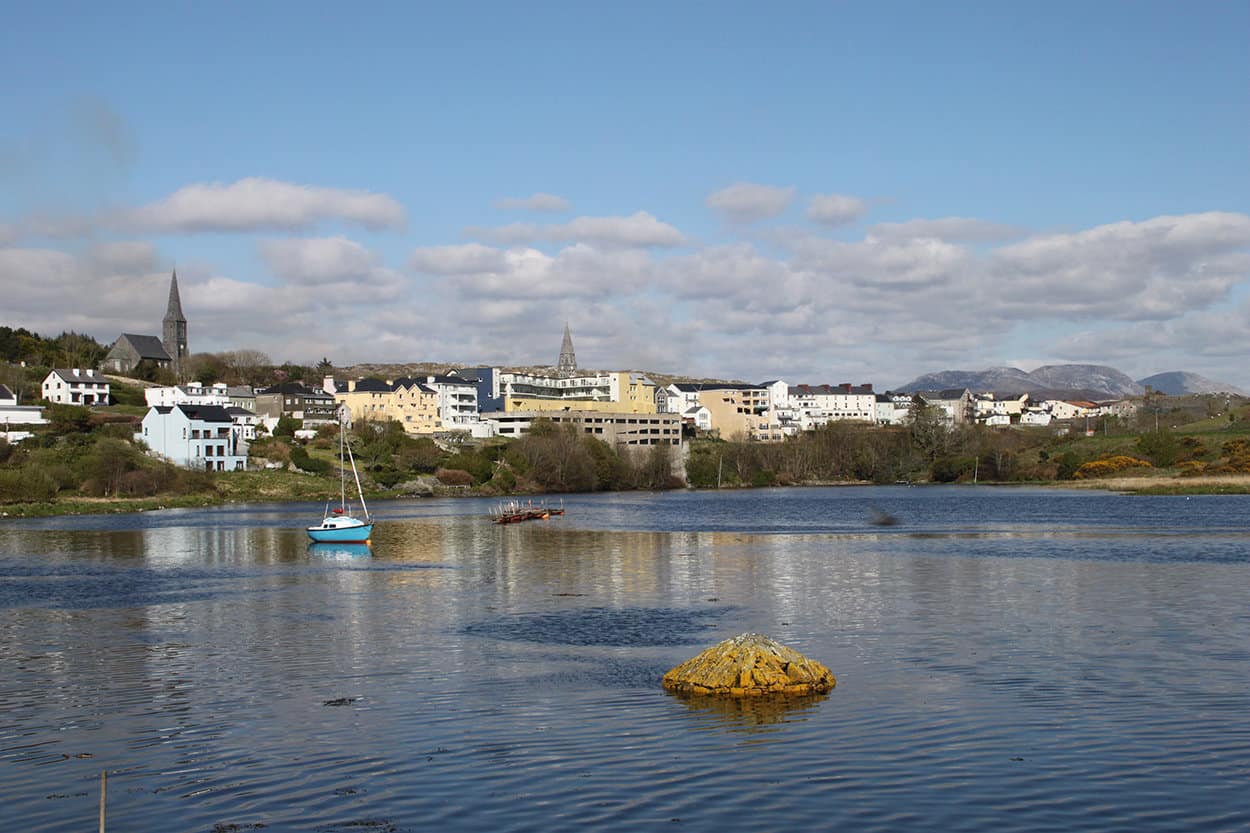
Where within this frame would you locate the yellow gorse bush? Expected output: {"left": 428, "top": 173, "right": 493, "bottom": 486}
{"left": 1073, "top": 455, "right": 1155, "bottom": 479}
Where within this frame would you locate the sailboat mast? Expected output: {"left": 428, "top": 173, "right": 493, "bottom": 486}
{"left": 346, "top": 439, "right": 369, "bottom": 520}
{"left": 339, "top": 414, "right": 347, "bottom": 511}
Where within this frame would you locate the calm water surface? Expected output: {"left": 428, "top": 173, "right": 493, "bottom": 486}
{"left": 2, "top": 486, "right": 1248, "bottom": 832}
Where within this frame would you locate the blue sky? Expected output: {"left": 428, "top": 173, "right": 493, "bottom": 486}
{"left": 3, "top": 2, "right": 1248, "bottom": 389}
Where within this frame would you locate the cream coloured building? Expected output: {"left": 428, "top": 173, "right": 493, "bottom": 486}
{"left": 333, "top": 378, "right": 442, "bottom": 435}
{"left": 498, "top": 371, "right": 658, "bottom": 415}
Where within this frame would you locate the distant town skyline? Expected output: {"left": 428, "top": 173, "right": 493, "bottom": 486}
{"left": 2, "top": 3, "right": 1248, "bottom": 390}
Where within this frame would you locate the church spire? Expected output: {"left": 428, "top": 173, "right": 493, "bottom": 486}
{"left": 557, "top": 322, "right": 577, "bottom": 376}
{"left": 163, "top": 268, "right": 186, "bottom": 323}
{"left": 162, "top": 268, "right": 188, "bottom": 380}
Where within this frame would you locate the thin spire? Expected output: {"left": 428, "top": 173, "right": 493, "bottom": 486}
{"left": 164, "top": 268, "right": 186, "bottom": 322}
{"left": 557, "top": 322, "right": 577, "bottom": 375}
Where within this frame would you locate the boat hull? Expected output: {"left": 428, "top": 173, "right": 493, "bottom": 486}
{"left": 306, "top": 522, "right": 374, "bottom": 543}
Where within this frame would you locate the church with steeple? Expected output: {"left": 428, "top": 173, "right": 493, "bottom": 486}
{"left": 162, "top": 269, "right": 188, "bottom": 379}
{"left": 557, "top": 323, "right": 577, "bottom": 376}
{"left": 101, "top": 269, "right": 190, "bottom": 379}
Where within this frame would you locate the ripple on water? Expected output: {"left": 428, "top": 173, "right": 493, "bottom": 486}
{"left": 462, "top": 606, "right": 729, "bottom": 647}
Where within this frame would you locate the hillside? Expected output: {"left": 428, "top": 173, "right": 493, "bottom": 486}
{"left": 900, "top": 364, "right": 1142, "bottom": 398}
{"left": 1137, "top": 371, "right": 1246, "bottom": 396}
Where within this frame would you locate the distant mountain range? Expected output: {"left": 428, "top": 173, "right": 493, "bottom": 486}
{"left": 899, "top": 364, "right": 1245, "bottom": 399}
{"left": 1137, "top": 371, "right": 1247, "bottom": 397}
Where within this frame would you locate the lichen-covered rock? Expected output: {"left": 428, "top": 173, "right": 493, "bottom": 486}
{"left": 662, "top": 633, "right": 835, "bottom": 697}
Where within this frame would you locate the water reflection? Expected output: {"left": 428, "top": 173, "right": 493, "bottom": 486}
{"left": 671, "top": 691, "right": 829, "bottom": 730}
{"left": 307, "top": 542, "right": 372, "bottom": 560}
{"left": 1, "top": 491, "right": 1249, "bottom": 832}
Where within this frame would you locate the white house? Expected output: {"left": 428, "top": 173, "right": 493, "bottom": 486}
{"left": 1, "top": 383, "right": 47, "bottom": 443}
{"left": 415, "top": 372, "right": 481, "bottom": 429}
{"left": 1020, "top": 409, "right": 1053, "bottom": 426}
{"left": 659, "top": 383, "right": 702, "bottom": 414}
{"left": 914, "top": 389, "right": 973, "bottom": 425}
{"left": 1096, "top": 400, "right": 1139, "bottom": 419}
{"left": 973, "top": 393, "right": 1030, "bottom": 425}
{"left": 144, "top": 381, "right": 231, "bottom": 408}
{"left": 137, "top": 404, "right": 249, "bottom": 471}
{"left": 682, "top": 404, "right": 712, "bottom": 432}
{"left": 875, "top": 392, "right": 915, "bottom": 425}
{"left": 1043, "top": 400, "right": 1098, "bottom": 421}
{"left": 225, "top": 406, "right": 261, "bottom": 442}
{"left": 41, "top": 368, "right": 110, "bottom": 406}
{"left": 786, "top": 383, "right": 877, "bottom": 429}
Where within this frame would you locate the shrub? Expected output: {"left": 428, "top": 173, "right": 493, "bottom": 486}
{"left": 931, "top": 455, "right": 975, "bottom": 483}
{"left": 1177, "top": 460, "right": 1207, "bottom": 477}
{"left": 1073, "top": 456, "right": 1154, "bottom": 479}
{"left": 1055, "top": 451, "right": 1081, "bottom": 480}
{"left": 289, "top": 446, "right": 331, "bottom": 474}
{"left": 435, "top": 467, "right": 473, "bottom": 486}
{"left": 1135, "top": 429, "right": 1180, "bottom": 467}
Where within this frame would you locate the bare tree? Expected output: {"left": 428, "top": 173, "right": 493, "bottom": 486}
{"left": 220, "top": 349, "right": 272, "bottom": 385}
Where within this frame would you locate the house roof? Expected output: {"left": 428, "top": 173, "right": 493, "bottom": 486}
{"left": 176, "top": 404, "right": 234, "bottom": 423}
{"left": 425, "top": 373, "right": 477, "bottom": 386}
{"left": 0, "top": 383, "right": 14, "bottom": 400}
{"left": 225, "top": 406, "right": 257, "bottom": 417}
{"left": 257, "top": 381, "right": 333, "bottom": 398}
{"left": 226, "top": 385, "right": 254, "bottom": 397}
{"left": 350, "top": 378, "right": 393, "bottom": 393}
{"left": 915, "top": 388, "right": 969, "bottom": 401}
{"left": 49, "top": 369, "right": 110, "bottom": 383}
{"left": 114, "top": 333, "right": 171, "bottom": 361}
{"left": 673, "top": 381, "right": 765, "bottom": 393}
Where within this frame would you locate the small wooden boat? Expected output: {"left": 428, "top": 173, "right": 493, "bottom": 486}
{"left": 490, "top": 499, "right": 563, "bottom": 524}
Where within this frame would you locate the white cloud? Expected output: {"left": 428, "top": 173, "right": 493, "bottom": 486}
{"left": 258, "top": 236, "right": 406, "bottom": 305}
{"left": 431, "top": 243, "right": 655, "bottom": 301}
{"left": 867, "top": 217, "right": 1021, "bottom": 242}
{"left": 493, "top": 192, "right": 571, "bottom": 213}
{"left": 260, "top": 236, "right": 378, "bottom": 285}
{"left": 990, "top": 212, "right": 1250, "bottom": 320}
{"left": 465, "top": 211, "right": 686, "bottom": 248}
{"left": 409, "top": 243, "right": 509, "bottom": 275}
{"left": 86, "top": 241, "right": 160, "bottom": 273}
{"left": 806, "top": 193, "right": 868, "bottom": 226}
{"left": 706, "top": 183, "right": 795, "bottom": 223}
{"left": 116, "top": 177, "right": 406, "bottom": 233}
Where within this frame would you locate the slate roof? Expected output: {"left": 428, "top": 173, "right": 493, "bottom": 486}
{"left": 115, "top": 333, "right": 171, "bottom": 361}
{"left": 672, "top": 381, "right": 767, "bottom": 393}
{"left": 350, "top": 378, "right": 393, "bottom": 393}
{"left": 915, "top": 388, "right": 970, "bottom": 401}
{"left": 176, "top": 404, "right": 234, "bottom": 423}
{"left": 50, "top": 369, "right": 110, "bottom": 384}
{"left": 0, "top": 383, "right": 14, "bottom": 401}
{"left": 257, "top": 382, "right": 333, "bottom": 398}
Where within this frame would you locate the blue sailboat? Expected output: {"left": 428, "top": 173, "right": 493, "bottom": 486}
{"left": 307, "top": 416, "right": 374, "bottom": 543}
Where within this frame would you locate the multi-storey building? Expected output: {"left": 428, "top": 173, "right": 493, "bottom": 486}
{"left": 495, "top": 371, "right": 658, "bottom": 415}
{"left": 41, "top": 368, "right": 110, "bottom": 406}
{"left": 137, "top": 404, "right": 248, "bottom": 471}
{"left": 254, "top": 382, "right": 338, "bottom": 426}
{"left": 144, "top": 381, "right": 232, "bottom": 408}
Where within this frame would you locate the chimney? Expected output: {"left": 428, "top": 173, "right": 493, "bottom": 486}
{"left": 863, "top": 383, "right": 872, "bottom": 392}
{"left": 841, "top": 383, "right": 851, "bottom": 392}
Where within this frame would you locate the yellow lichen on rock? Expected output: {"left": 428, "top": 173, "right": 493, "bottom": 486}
{"left": 662, "top": 633, "right": 835, "bottom": 697}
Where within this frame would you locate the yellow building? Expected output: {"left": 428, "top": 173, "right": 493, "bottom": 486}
{"left": 334, "top": 378, "right": 442, "bottom": 435}
{"left": 698, "top": 387, "right": 782, "bottom": 441}
{"left": 502, "top": 371, "right": 657, "bottom": 415}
